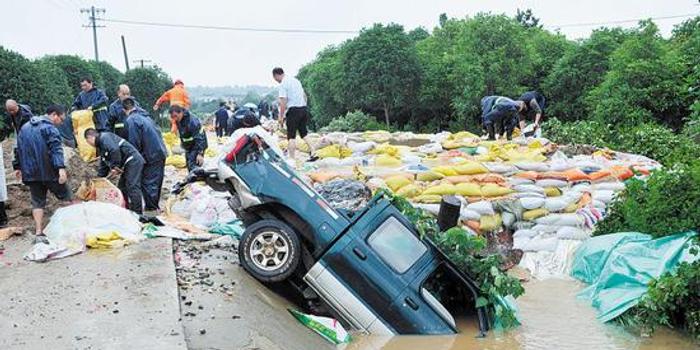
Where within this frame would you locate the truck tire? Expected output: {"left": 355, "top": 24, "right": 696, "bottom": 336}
{"left": 238, "top": 219, "right": 301, "bottom": 283}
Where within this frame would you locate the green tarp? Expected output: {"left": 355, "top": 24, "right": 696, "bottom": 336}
{"left": 571, "top": 231, "right": 698, "bottom": 323}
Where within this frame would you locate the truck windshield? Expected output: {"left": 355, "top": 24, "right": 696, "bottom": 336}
{"left": 368, "top": 216, "right": 427, "bottom": 273}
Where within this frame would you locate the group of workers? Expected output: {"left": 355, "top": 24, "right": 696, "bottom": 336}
{"left": 481, "top": 91, "right": 546, "bottom": 140}
{"left": 1, "top": 77, "right": 208, "bottom": 243}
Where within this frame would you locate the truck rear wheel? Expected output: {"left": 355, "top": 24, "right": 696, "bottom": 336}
{"left": 238, "top": 219, "right": 301, "bottom": 283}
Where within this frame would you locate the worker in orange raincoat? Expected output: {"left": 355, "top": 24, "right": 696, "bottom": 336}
{"left": 153, "top": 79, "right": 191, "bottom": 133}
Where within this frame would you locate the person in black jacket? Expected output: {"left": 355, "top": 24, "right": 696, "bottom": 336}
{"left": 3, "top": 99, "right": 33, "bottom": 139}
{"left": 214, "top": 102, "right": 229, "bottom": 138}
{"left": 123, "top": 97, "right": 168, "bottom": 213}
{"left": 72, "top": 76, "right": 110, "bottom": 131}
{"left": 108, "top": 84, "right": 143, "bottom": 139}
{"left": 14, "top": 104, "right": 73, "bottom": 242}
{"left": 170, "top": 105, "right": 208, "bottom": 171}
{"left": 85, "top": 128, "right": 145, "bottom": 214}
{"left": 517, "top": 91, "right": 546, "bottom": 131}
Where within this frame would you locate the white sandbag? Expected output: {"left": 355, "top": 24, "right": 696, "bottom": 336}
{"left": 460, "top": 208, "right": 482, "bottom": 221}
{"left": 593, "top": 182, "right": 626, "bottom": 191}
{"left": 508, "top": 177, "right": 534, "bottom": 186}
{"left": 592, "top": 190, "right": 616, "bottom": 203}
{"left": 514, "top": 162, "right": 549, "bottom": 172}
{"left": 535, "top": 179, "right": 568, "bottom": 188}
{"left": 514, "top": 184, "right": 546, "bottom": 195}
{"left": 512, "top": 236, "right": 531, "bottom": 250}
{"left": 483, "top": 162, "right": 518, "bottom": 174}
{"left": 339, "top": 157, "right": 364, "bottom": 166}
{"left": 513, "top": 221, "right": 535, "bottom": 230}
{"left": 417, "top": 142, "right": 443, "bottom": 154}
{"left": 544, "top": 197, "right": 574, "bottom": 212}
{"left": 531, "top": 224, "right": 560, "bottom": 233}
{"left": 521, "top": 235, "right": 558, "bottom": 252}
{"left": 366, "top": 177, "right": 386, "bottom": 191}
{"left": 466, "top": 200, "right": 494, "bottom": 216}
{"left": 475, "top": 146, "right": 489, "bottom": 155}
{"left": 570, "top": 183, "right": 592, "bottom": 193}
{"left": 534, "top": 213, "right": 585, "bottom": 227}
{"left": 562, "top": 191, "right": 583, "bottom": 202}
{"left": 348, "top": 141, "right": 376, "bottom": 154}
{"left": 519, "top": 240, "right": 581, "bottom": 279}
{"left": 513, "top": 229, "right": 538, "bottom": 239}
{"left": 502, "top": 212, "right": 516, "bottom": 228}
{"left": 401, "top": 154, "right": 423, "bottom": 165}
{"left": 315, "top": 157, "right": 342, "bottom": 168}
{"left": 520, "top": 197, "right": 545, "bottom": 210}
{"left": 511, "top": 192, "right": 546, "bottom": 199}
{"left": 430, "top": 131, "right": 451, "bottom": 144}
{"left": 549, "top": 161, "right": 574, "bottom": 172}
{"left": 413, "top": 204, "right": 440, "bottom": 216}
{"left": 556, "top": 226, "right": 591, "bottom": 240}
{"left": 592, "top": 199, "right": 607, "bottom": 209}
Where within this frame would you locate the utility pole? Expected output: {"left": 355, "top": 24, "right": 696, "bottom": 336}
{"left": 80, "top": 6, "right": 106, "bottom": 61}
{"left": 133, "top": 59, "right": 152, "bottom": 68}
{"left": 121, "top": 35, "right": 130, "bottom": 71}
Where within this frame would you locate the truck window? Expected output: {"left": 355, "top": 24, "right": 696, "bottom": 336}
{"left": 367, "top": 216, "right": 427, "bottom": 273}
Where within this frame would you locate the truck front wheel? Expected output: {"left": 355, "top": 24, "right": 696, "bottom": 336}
{"left": 238, "top": 219, "right": 301, "bottom": 283}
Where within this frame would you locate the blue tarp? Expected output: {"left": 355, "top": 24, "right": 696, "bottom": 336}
{"left": 571, "top": 231, "right": 698, "bottom": 322}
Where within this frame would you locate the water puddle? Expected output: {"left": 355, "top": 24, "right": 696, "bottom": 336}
{"left": 343, "top": 278, "right": 697, "bottom": 350}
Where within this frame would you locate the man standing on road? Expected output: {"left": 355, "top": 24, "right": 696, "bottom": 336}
{"left": 214, "top": 102, "right": 229, "bottom": 138}
{"left": 517, "top": 91, "right": 546, "bottom": 132}
{"left": 85, "top": 128, "right": 145, "bottom": 214}
{"left": 272, "top": 67, "right": 316, "bottom": 161}
{"left": 14, "top": 105, "right": 72, "bottom": 243}
{"left": 72, "top": 76, "right": 110, "bottom": 132}
{"left": 108, "top": 84, "right": 142, "bottom": 139}
{"left": 169, "top": 105, "right": 207, "bottom": 172}
{"left": 124, "top": 97, "right": 168, "bottom": 215}
{"left": 481, "top": 96, "right": 525, "bottom": 141}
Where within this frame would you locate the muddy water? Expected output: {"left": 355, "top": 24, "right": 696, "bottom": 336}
{"left": 344, "top": 279, "right": 698, "bottom": 350}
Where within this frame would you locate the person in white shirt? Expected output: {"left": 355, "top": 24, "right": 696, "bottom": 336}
{"left": 273, "top": 67, "right": 317, "bottom": 161}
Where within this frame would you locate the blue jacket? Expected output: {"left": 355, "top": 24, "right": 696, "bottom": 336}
{"left": 215, "top": 107, "right": 229, "bottom": 128}
{"left": 95, "top": 132, "right": 144, "bottom": 177}
{"left": 14, "top": 116, "right": 65, "bottom": 182}
{"left": 176, "top": 110, "right": 208, "bottom": 155}
{"left": 124, "top": 110, "right": 168, "bottom": 164}
{"left": 108, "top": 98, "right": 144, "bottom": 139}
{"left": 518, "top": 91, "right": 546, "bottom": 116}
{"left": 73, "top": 87, "right": 109, "bottom": 130}
{"left": 481, "top": 96, "right": 520, "bottom": 124}
{"left": 1, "top": 103, "right": 33, "bottom": 141}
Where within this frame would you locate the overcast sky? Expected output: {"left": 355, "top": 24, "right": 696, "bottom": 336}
{"left": 1, "top": 0, "right": 698, "bottom": 87}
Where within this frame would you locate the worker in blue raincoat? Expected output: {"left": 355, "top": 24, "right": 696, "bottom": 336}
{"left": 123, "top": 97, "right": 168, "bottom": 214}
{"left": 481, "top": 96, "right": 525, "bottom": 141}
{"left": 108, "top": 84, "right": 143, "bottom": 139}
{"left": 13, "top": 105, "right": 73, "bottom": 243}
{"left": 72, "top": 76, "right": 109, "bottom": 131}
{"left": 170, "top": 105, "right": 207, "bottom": 171}
{"left": 85, "top": 128, "right": 145, "bottom": 214}
{"left": 214, "top": 102, "right": 230, "bottom": 138}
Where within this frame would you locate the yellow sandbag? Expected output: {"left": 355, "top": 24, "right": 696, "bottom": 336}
{"left": 441, "top": 140, "right": 465, "bottom": 150}
{"left": 396, "top": 184, "right": 422, "bottom": 198}
{"left": 166, "top": 154, "right": 186, "bottom": 168}
{"left": 452, "top": 131, "right": 479, "bottom": 140}
{"left": 204, "top": 148, "right": 217, "bottom": 157}
{"left": 422, "top": 183, "right": 457, "bottom": 196}
{"left": 162, "top": 131, "right": 179, "bottom": 147}
{"left": 475, "top": 154, "right": 496, "bottom": 162}
{"left": 523, "top": 208, "right": 549, "bottom": 221}
{"left": 71, "top": 109, "right": 97, "bottom": 161}
{"left": 431, "top": 166, "right": 458, "bottom": 177}
{"left": 481, "top": 183, "right": 513, "bottom": 197}
{"left": 339, "top": 146, "right": 352, "bottom": 158}
{"left": 86, "top": 231, "right": 126, "bottom": 249}
{"left": 375, "top": 154, "right": 402, "bottom": 167}
{"left": 317, "top": 145, "right": 341, "bottom": 159}
{"left": 414, "top": 194, "right": 442, "bottom": 204}
{"left": 563, "top": 203, "right": 578, "bottom": 213}
{"left": 363, "top": 130, "right": 391, "bottom": 143}
{"left": 454, "top": 161, "right": 488, "bottom": 175}
{"left": 309, "top": 171, "right": 340, "bottom": 183}
{"left": 480, "top": 214, "right": 502, "bottom": 232}
{"left": 369, "top": 143, "right": 399, "bottom": 157}
{"left": 455, "top": 183, "right": 482, "bottom": 197}
{"left": 544, "top": 187, "right": 562, "bottom": 197}
{"left": 385, "top": 175, "right": 412, "bottom": 192}
{"left": 416, "top": 171, "right": 443, "bottom": 182}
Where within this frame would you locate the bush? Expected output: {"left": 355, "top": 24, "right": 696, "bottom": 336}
{"left": 543, "top": 118, "right": 611, "bottom": 147}
{"left": 594, "top": 162, "right": 700, "bottom": 237}
{"left": 320, "top": 110, "right": 386, "bottom": 132}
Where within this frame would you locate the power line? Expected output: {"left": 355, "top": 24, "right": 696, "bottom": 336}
{"left": 80, "top": 6, "right": 106, "bottom": 61}
{"left": 96, "top": 17, "right": 359, "bottom": 34}
{"left": 548, "top": 13, "right": 697, "bottom": 29}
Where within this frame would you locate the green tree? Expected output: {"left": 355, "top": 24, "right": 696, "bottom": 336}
{"left": 543, "top": 28, "right": 628, "bottom": 121}
{"left": 31, "top": 59, "right": 73, "bottom": 112}
{"left": 91, "top": 61, "right": 124, "bottom": 100}
{"left": 0, "top": 46, "right": 44, "bottom": 114}
{"left": 340, "top": 23, "right": 422, "bottom": 126}
{"left": 670, "top": 17, "right": 700, "bottom": 121}
{"left": 122, "top": 66, "right": 172, "bottom": 114}
{"left": 521, "top": 28, "right": 573, "bottom": 91}
{"left": 38, "top": 55, "right": 103, "bottom": 96}
{"left": 515, "top": 8, "right": 542, "bottom": 29}
{"left": 407, "top": 27, "right": 430, "bottom": 42}
{"left": 298, "top": 46, "right": 348, "bottom": 129}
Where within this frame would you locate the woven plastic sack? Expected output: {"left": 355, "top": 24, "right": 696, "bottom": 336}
{"left": 480, "top": 213, "right": 502, "bottom": 232}
{"left": 375, "top": 154, "right": 402, "bottom": 167}
{"left": 72, "top": 109, "right": 97, "bottom": 161}
{"left": 454, "top": 161, "right": 488, "bottom": 175}
{"left": 467, "top": 200, "right": 494, "bottom": 216}
{"left": 523, "top": 208, "right": 549, "bottom": 221}
{"left": 396, "top": 184, "right": 422, "bottom": 198}
{"left": 535, "top": 213, "right": 585, "bottom": 227}
{"left": 520, "top": 197, "right": 545, "bottom": 210}
{"left": 414, "top": 194, "right": 442, "bottom": 203}
{"left": 385, "top": 175, "right": 412, "bottom": 192}
{"left": 432, "top": 166, "right": 458, "bottom": 177}
{"left": 422, "top": 183, "right": 456, "bottom": 196}
{"left": 455, "top": 183, "right": 481, "bottom": 197}
{"left": 416, "top": 171, "right": 443, "bottom": 181}
{"left": 535, "top": 179, "right": 568, "bottom": 188}
{"left": 481, "top": 183, "right": 513, "bottom": 197}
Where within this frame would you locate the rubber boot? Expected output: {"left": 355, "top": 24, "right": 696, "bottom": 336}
{"left": 486, "top": 124, "right": 496, "bottom": 140}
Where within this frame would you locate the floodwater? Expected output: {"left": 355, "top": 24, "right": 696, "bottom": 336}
{"left": 343, "top": 279, "right": 698, "bottom": 350}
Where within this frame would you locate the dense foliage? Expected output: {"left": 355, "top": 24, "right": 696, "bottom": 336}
{"left": 122, "top": 66, "right": 172, "bottom": 109}
{"left": 388, "top": 192, "right": 524, "bottom": 328}
{"left": 320, "top": 110, "right": 386, "bottom": 133}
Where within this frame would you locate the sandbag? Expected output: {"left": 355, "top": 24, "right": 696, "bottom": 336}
{"left": 483, "top": 162, "right": 518, "bottom": 174}
{"left": 481, "top": 183, "right": 513, "bottom": 197}
{"left": 466, "top": 200, "right": 494, "bottom": 216}
{"left": 593, "top": 182, "right": 626, "bottom": 192}
{"left": 72, "top": 109, "right": 97, "bottom": 161}
{"left": 502, "top": 212, "right": 516, "bottom": 228}
{"left": 511, "top": 192, "right": 546, "bottom": 199}
{"left": 535, "top": 213, "right": 585, "bottom": 227}
{"left": 531, "top": 224, "right": 559, "bottom": 233}
{"left": 165, "top": 154, "right": 187, "bottom": 168}
{"left": 592, "top": 190, "right": 616, "bottom": 204}
{"left": 453, "top": 161, "right": 488, "bottom": 175}
{"left": 417, "top": 143, "right": 443, "bottom": 154}
{"left": 556, "top": 226, "right": 591, "bottom": 240}
{"left": 513, "top": 229, "right": 538, "bottom": 239}
{"left": 535, "top": 179, "right": 568, "bottom": 188}
{"left": 366, "top": 177, "right": 386, "bottom": 191}
{"left": 514, "top": 162, "right": 549, "bottom": 172}
{"left": 512, "top": 236, "right": 531, "bottom": 250}
{"left": 422, "top": 183, "right": 456, "bottom": 196}
{"left": 432, "top": 166, "right": 458, "bottom": 177}
{"left": 520, "top": 197, "right": 545, "bottom": 210}
{"left": 544, "top": 187, "right": 562, "bottom": 197}
{"left": 348, "top": 141, "right": 376, "bottom": 154}
{"left": 521, "top": 235, "right": 558, "bottom": 252}
{"left": 479, "top": 214, "right": 502, "bottom": 232}
{"left": 455, "top": 183, "right": 482, "bottom": 197}
{"left": 523, "top": 208, "right": 549, "bottom": 221}
{"left": 396, "top": 184, "right": 422, "bottom": 198}
{"left": 414, "top": 194, "right": 442, "bottom": 203}
{"left": 375, "top": 154, "right": 402, "bottom": 167}
{"left": 509, "top": 178, "right": 534, "bottom": 186}
{"left": 564, "top": 168, "right": 591, "bottom": 182}
{"left": 460, "top": 208, "right": 481, "bottom": 221}
{"left": 416, "top": 171, "right": 444, "bottom": 181}
{"left": 513, "top": 221, "right": 536, "bottom": 230}
{"left": 544, "top": 197, "right": 572, "bottom": 212}
{"left": 385, "top": 175, "right": 412, "bottom": 192}
{"left": 514, "top": 184, "right": 545, "bottom": 195}
{"left": 309, "top": 171, "right": 341, "bottom": 183}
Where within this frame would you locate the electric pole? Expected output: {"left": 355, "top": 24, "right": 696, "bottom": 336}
{"left": 121, "top": 35, "right": 130, "bottom": 71}
{"left": 80, "top": 6, "right": 105, "bottom": 61}
{"left": 133, "top": 59, "right": 152, "bottom": 68}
